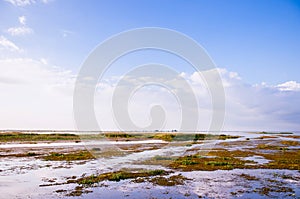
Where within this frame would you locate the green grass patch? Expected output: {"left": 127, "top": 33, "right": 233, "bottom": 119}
{"left": 149, "top": 174, "right": 189, "bottom": 186}
{"left": 151, "top": 133, "right": 240, "bottom": 142}
{"left": 43, "top": 151, "right": 95, "bottom": 161}
{"left": 77, "top": 169, "right": 168, "bottom": 184}
{"left": 258, "top": 131, "right": 293, "bottom": 135}
{"left": 0, "top": 133, "right": 80, "bottom": 142}
{"left": 170, "top": 150, "right": 256, "bottom": 171}
{"left": 262, "top": 150, "right": 300, "bottom": 170}
{"left": 104, "top": 133, "right": 133, "bottom": 138}
{"left": 152, "top": 134, "right": 176, "bottom": 141}
{"left": 170, "top": 146, "right": 300, "bottom": 171}
{"left": 205, "top": 161, "right": 230, "bottom": 166}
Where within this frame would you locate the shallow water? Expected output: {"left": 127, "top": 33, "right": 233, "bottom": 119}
{"left": 0, "top": 139, "right": 167, "bottom": 149}
{"left": 1, "top": 131, "right": 299, "bottom": 199}
{"left": 242, "top": 155, "right": 270, "bottom": 165}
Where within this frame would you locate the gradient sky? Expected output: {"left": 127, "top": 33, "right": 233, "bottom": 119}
{"left": 1, "top": 0, "right": 300, "bottom": 83}
{"left": 0, "top": 0, "right": 300, "bottom": 131}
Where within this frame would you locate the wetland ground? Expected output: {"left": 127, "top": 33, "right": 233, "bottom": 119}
{"left": 0, "top": 131, "right": 299, "bottom": 198}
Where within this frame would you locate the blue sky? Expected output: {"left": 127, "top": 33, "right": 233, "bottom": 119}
{"left": 1, "top": 0, "right": 300, "bottom": 84}
{"left": 0, "top": 0, "right": 300, "bottom": 130}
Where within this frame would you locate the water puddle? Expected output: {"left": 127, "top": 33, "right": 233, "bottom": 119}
{"left": 242, "top": 155, "right": 270, "bottom": 165}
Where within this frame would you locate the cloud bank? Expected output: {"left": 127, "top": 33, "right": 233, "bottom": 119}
{"left": 0, "top": 58, "right": 74, "bottom": 130}
{"left": 0, "top": 57, "right": 299, "bottom": 131}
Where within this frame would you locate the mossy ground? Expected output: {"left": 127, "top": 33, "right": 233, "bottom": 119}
{"left": 169, "top": 137, "right": 300, "bottom": 171}
{"left": 169, "top": 150, "right": 256, "bottom": 171}
{"left": 76, "top": 169, "right": 167, "bottom": 185}
{"left": 147, "top": 174, "right": 189, "bottom": 186}
{"left": 43, "top": 150, "right": 95, "bottom": 161}
{"left": 57, "top": 170, "right": 187, "bottom": 196}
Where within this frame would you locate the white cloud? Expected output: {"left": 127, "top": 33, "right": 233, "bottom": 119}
{"left": 0, "top": 58, "right": 299, "bottom": 131}
{"left": 276, "top": 81, "right": 300, "bottom": 91}
{"left": 7, "top": 16, "right": 33, "bottom": 36}
{"left": 218, "top": 69, "right": 300, "bottom": 131}
{"left": 40, "top": 58, "right": 48, "bottom": 65}
{"left": 4, "top": 0, "right": 50, "bottom": 6}
{"left": 40, "top": 0, "right": 53, "bottom": 4}
{"left": 19, "top": 16, "right": 26, "bottom": 25}
{"left": 0, "top": 58, "right": 75, "bottom": 130}
{"left": 4, "top": 0, "right": 35, "bottom": 6}
{"left": 61, "top": 29, "right": 74, "bottom": 38}
{"left": 7, "top": 26, "right": 33, "bottom": 36}
{"left": 93, "top": 69, "right": 300, "bottom": 131}
{"left": 0, "top": 36, "right": 22, "bottom": 52}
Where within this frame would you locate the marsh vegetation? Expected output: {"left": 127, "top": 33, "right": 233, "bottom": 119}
{"left": 1, "top": 131, "right": 299, "bottom": 198}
